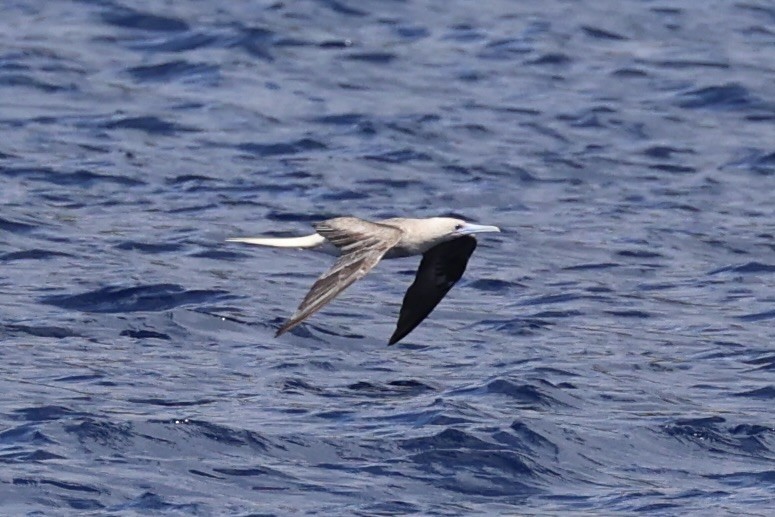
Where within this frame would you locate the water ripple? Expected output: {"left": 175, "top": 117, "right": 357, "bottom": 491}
{"left": 41, "top": 284, "right": 232, "bottom": 313}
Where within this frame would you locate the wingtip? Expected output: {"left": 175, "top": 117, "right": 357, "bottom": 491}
{"left": 275, "top": 317, "right": 299, "bottom": 338}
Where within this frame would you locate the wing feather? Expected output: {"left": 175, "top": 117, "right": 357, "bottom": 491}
{"left": 388, "top": 236, "right": 477, "bottom": 345}
{"left": 276, "top": 218, "right": 402, "bottom": 336}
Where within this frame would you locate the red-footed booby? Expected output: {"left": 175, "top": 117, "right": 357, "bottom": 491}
{"left": 228, "top": 216, "right": 500, "bottom": 345}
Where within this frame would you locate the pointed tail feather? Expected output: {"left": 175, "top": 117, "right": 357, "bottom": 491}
{"left": 226, "top": 234, "right": 326, "bottom": 249}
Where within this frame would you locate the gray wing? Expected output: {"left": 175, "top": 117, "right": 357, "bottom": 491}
{"left": 275, "top": 217, "right": 403, "bottom": 337}
{"left": 388, "top": 236, "right": 477, "bottom": 345}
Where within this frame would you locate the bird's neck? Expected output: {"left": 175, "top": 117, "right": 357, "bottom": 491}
{"left": 389, "top": 219, "right": 446, "bottom": 256}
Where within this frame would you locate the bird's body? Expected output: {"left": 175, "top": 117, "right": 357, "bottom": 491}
{"left": 227, "top": 216, "right": 500, "bottom": 345}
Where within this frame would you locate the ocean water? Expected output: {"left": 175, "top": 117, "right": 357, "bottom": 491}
{"left": 1, "top": 0, "right": 774, "bottom": 515}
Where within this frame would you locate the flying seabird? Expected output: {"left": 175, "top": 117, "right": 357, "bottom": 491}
{"left": 227, "top": 216, "right": 500, "bottom": 345}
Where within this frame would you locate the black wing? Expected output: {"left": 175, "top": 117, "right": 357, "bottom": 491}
{"left": 388, "top": 236, "right": 477, "bottom": 345}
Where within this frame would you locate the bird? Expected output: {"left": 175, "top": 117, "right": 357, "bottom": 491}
{"left": 227, "top": 216, "right": 500, "bottom": 345}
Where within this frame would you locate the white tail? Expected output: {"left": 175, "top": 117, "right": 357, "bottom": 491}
{"left": 226, "top": 233, "right": 325, "bottom": 249}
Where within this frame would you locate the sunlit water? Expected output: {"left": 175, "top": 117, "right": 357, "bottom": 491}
{"left": 1, "top": 1, "right": 774, "bottom": 514}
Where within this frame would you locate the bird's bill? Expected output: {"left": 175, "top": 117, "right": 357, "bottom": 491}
{"left": 455, "top": 223, "right": 501, "bottom": 235}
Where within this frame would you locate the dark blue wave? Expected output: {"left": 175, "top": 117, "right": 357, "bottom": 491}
{"left": 41, "top": 284, "right": 232, "bottom": 313}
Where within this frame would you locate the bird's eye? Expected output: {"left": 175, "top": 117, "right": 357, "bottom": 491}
{"left": 454, "top": 223, "right": 464, "bottom": 230}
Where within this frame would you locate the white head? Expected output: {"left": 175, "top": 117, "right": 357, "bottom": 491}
{"left": 408, "top": 217, "right": 500, "bottom": 252}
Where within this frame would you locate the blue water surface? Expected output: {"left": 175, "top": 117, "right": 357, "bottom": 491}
{"left": 1, "top": 0, "right": 774, "bottom": 515}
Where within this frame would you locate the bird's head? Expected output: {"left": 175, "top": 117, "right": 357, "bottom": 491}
{"left": 421, "top": 217, "right": 501, "bottom": 246}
